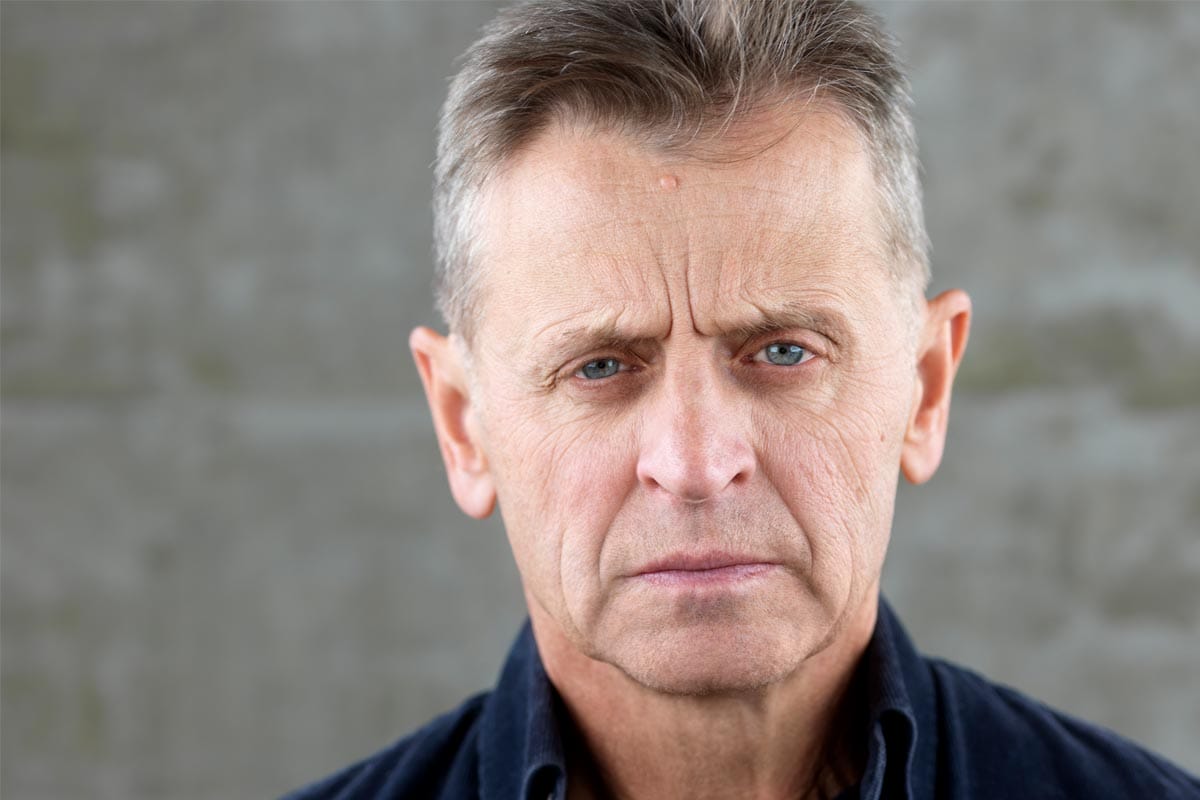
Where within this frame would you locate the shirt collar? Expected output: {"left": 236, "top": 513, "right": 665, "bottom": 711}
{"left": 856, "top": 597, "right": 939, "bottom": 800}
{"left": 477, "top": 598, "right": 936, "bottom": 800}
{"left": 478, "top": 621, "right": 567, "bottom": 800}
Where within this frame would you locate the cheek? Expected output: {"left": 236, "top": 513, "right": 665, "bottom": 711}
{"left": 757, "top": 374, "right": 909, "bottom": 582}
{"left": 485, "top": 400, "right": 640, "bottom": 613}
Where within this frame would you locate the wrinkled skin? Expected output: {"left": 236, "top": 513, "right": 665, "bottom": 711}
{"left": 413, "top": 108, "right": 969, "bottom": 699}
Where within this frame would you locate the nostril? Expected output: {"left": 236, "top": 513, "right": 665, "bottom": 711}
{"left": 637, "top": 454, "right": 754, "bottom": 504}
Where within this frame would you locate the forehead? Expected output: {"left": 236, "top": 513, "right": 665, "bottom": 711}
{"left": 473, "top": 107, "right": 892, "bottom": 345}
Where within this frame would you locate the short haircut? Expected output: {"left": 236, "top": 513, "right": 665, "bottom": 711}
{"left": 434, "top": 0, "right": 929, "bottom": 338}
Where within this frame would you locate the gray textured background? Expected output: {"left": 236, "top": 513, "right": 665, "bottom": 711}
{"left": 2, "top": 2, "right": 1198, "bottom": 798}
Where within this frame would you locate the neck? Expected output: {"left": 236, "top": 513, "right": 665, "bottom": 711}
{"left": 529, "top": 595, "right": 878, "bottom": 800}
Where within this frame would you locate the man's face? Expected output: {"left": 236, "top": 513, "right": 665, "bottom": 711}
{"left": 464, "top": 109, "right": 921, "bottom": 694}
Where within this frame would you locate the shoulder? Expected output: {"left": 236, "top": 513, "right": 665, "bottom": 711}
{"left": 279, "top": 692, "right": 489, "bottom": 800}
{"left": 927, "top": 658, "right": 1200, "bottom": 798}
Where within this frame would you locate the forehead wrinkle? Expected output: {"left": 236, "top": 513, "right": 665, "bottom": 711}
{"left": 675, "top": 170, "right": 870, "bottom": 323}
{"left": 705, "top": 203, "right": 888, "bottom": 319}
{"left": 499, "top": 179, "right": 682, "bottom": 273}
{"left": 491, "top": 208, "right": 653, "bottom": 297}
{"left": 488, "top": 148, "right": 663, "bottom": 254}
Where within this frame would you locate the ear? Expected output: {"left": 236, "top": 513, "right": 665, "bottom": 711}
{"left": 409, "top": 327, "right": 496, "bottom": 518}
{"left": 900, "top": 290, "right": 972, "bottom": 485}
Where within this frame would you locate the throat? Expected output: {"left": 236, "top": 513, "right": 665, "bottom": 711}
{"left": 551, "top": 651, "right": 869, "bottom": 800}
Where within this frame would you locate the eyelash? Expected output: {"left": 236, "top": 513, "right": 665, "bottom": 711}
{"left": 570, "top": 340, "right": 817, "bottom": 383}
{"left": 747, "top": 341, "right": 815, "bottom": 367}
{"left": 573, "top": 357, "right": 633, "bottom": 381}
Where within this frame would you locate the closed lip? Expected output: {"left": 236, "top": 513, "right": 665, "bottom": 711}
{"left": 633, "top": 552, "right": 778, "bottom": 576}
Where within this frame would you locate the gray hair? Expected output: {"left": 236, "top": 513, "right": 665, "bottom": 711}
{"left": 434, "top": 0, "right": 929, "bottom": 338}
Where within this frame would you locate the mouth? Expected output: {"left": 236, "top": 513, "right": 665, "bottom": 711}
{"left": 633, "top": 552, "right": 779, "bottom": 587}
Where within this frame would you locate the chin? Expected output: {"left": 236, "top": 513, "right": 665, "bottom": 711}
{"left": 603, "top": 618, "right": 821, "bottom": 696}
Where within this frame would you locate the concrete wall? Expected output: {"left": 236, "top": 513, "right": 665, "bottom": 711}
{"left": 3, "top": 2, "right": 1197, "bottom": 797}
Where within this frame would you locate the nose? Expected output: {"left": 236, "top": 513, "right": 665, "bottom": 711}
{"left": 635, "top": 364, "right": 756, "bottom": 503}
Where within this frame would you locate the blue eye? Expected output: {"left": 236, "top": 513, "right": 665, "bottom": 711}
{"left": 757, "top": 342, "right": 809, "bottom": 366}
{"left": 579, "top": 358, "right": 622, "bottom": 380}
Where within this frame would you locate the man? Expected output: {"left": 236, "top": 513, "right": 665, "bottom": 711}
{"left": 288, "top": 1, "right": 1199, "bottom": 798}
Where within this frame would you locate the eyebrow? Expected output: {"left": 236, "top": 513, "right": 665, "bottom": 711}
{"left": 714, "top": 301, "right": 854, "bottom": 347}
{"left": 531, "top": 326, "right": 659, "bottom": 371}
{"left": 529, "top": 301, "right": 853, "bottom": 375}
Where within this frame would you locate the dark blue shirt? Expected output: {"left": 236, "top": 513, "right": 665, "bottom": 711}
{"left": 284, "top": 600, "right": 1199, "bottom": 799}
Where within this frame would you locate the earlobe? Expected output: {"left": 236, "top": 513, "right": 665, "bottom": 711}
{"left": 900, "top": 290, "right": 972, "bottom": 485}
{"left": 410, "top": 327, "right": 497, "bottom": 519}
